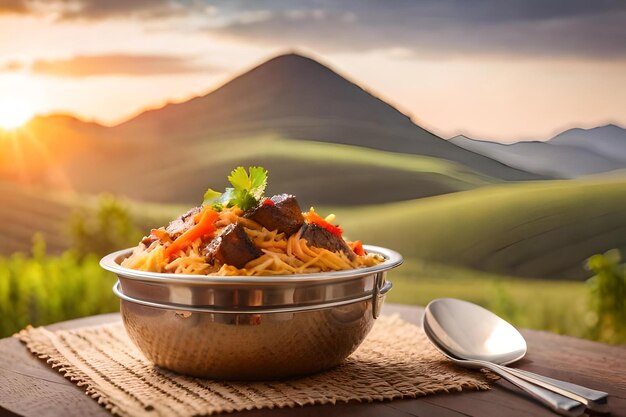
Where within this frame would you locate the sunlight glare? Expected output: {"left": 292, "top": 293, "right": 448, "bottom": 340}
{"left": 0, "top": 97, "right": 35, "bottom": 130}
{"left": 484, "top": 321, "right": 525, "bottom": 355}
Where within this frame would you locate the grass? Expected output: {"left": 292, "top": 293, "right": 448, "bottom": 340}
{"left": 0, "top": 237, "right": 118, "bottom": 337}
{"left": 333, "top": 178, "right": 626, "bottom": 280}
{"left": 386, "top": 260, "right": 590, "bottom": 338}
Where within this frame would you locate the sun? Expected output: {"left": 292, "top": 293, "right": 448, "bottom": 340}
{"left": 0, "top": 97, "right": 35, "bottom": 130}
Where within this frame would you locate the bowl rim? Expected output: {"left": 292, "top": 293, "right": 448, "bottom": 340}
{"left": 100, "top": 245, "right": 403, "bottom": 284}
{"left": 113, "top": 279, "right": 394, "bottom": 313}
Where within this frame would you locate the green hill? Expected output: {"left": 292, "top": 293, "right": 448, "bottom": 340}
{"left": 100, "top": 135, "right": 497, "bottom": 206}
{"left": 0, "top": 182, "right": 76, "bottom": 254}
{"left": 335, "top": 178, "right": 626, "bottom": 280}
{"left": 5, "top": 173, "right": 626, "bottom": 282}
{"left": 0, "top": 182, "right": 175, "bottom": 255}
{"left": 0, "top": 133, "right": 500, "bottom": 256}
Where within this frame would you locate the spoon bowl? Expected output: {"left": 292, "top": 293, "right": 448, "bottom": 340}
{"left": 424, "top": 298, "right": 526, "bottom": 364}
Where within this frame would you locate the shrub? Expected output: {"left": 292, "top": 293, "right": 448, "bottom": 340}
{"left": 69, "top": 194, "right": 143, "bottom": 258}
{"left": 586, "top": 249, "right": 626, "bottom": 344}
{"left": 0, "top": 234, "right": 118, "bottom": 337}
{"left": 0, "top": 195, "right": 142, "bottom": 337}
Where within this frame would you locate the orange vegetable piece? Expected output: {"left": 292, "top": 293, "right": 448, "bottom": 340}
{"left": 150, "top": 228, "right": 171, "bottom": 242}
{"left": 164, "top": 208, "right": 219, "bottom": 259}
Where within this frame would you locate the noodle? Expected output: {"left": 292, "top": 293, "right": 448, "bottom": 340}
{"left": 122, "top": 206, "right": 383, "bottom": 276}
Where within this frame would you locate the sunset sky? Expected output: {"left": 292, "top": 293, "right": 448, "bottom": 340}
{"left": 1, "top": 0, "right": 625, "bottom": 141}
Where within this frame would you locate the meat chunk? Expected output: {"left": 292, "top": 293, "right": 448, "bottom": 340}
{"left": 299, "top": 223, "right": 356, "bottom": 261}
{"left": 166, "top": 206, "right": 201, "bottom": 237}
{"left": 245, "top": 194, "right": 304, "bottom": 236}
{"left": 204, "top": 224, "right": 263, "bottom": 269}
{"left": 140, "top": 234, "right": 158, "bottom": 246}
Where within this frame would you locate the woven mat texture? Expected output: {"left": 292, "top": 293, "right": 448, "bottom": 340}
{"left": 18, "top": 316, "right": 491, "bottom": 416}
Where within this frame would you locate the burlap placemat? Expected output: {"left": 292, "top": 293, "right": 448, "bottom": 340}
{"left": 18, "top": 315, "right": 491, "bottom": 416}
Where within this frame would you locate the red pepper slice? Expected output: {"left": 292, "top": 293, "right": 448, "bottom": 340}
{"left": 304, "top": 211, "right": 343, "bottom": 238}
{"left": 351, "top": 240, "right": 365, "bottom": 256}
{"left": 262, "top": 198, "right": 275, "bottom": 207}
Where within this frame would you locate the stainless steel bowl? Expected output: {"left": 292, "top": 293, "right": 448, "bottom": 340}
{"left": 101, "top": 245, "right": 402, "bottom": 380}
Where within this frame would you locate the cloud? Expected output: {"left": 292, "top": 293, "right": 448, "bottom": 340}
{"left": 211, "top": 0, "right": 626, "bottom": 59}
{"left": 0, "top": 61, "right": 24, "bottom": 71}
{"left": 0, "top": 0, "right": 210, "bottom": 20}
{"left": 0, "top": 0, "right": 28, "bottom": 14}
{"left": 54, "top": 0, "right": 188, "bottom": 20}
{"left": 28, "top": 54, "right": 220, "bottom": 77}
{"left": 3, "top": 0, "right": 625, "bottom": 59}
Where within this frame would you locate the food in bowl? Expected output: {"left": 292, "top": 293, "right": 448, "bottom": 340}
{"left": 122, "top": 166, "right": 383, "bottom": 276}
{"left": 102, "top": 166, "right": 402, "bottom": 380}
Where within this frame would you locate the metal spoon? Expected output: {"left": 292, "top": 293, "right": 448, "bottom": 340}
{"left": 423, "top": 298, "right": 609, "bottom": 415}
{"left": 423, "top": 299, "right": 608, "bottom": 411}
{"left": 422, "top": 318, "right": 584, "bottom": 416}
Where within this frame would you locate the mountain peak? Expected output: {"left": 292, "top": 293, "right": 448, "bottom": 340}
{"left": 27, "top": 113, "right": 105, "bottom": 130}
{"left": 261, "top": 52, "right": 321, "bottom": 67}
{"left": 550, "top": 123, "right": 625, "bottom": 139}
{"left": 118, "top": 51, "right": 418, "bottom": 133}
{"left": 241, "top": 51, "right": 353, "bottom": 88}
{"left": 598, "top": 123, "right": 625, "bottom": 131}
{"left": 30, "top": 113, "right": 85, "bottom": 124}
{"left": 548, "top": 122, "right": 626, "bottom": 163}
{"left": 450, "top": 134, "right": 474, "bottom": 141}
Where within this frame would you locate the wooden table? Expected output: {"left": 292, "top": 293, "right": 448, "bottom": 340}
{"left": 1, "top": 304, "right": 624, "bottom": 417}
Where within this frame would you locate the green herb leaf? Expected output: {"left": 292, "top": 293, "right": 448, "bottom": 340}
{"left": 202, "top": 166, "right": 268, "bottom": 211}
{"left": 228, "top": 167, "right": 251, "bottom": 191}
{"left": 248, "top": 166, "right": 268, "bottom": 200}
{"left": 202, "top": 188, "right": 222, "bottom": 206}
{"left": 203, "top": 187, "right": 235, "bottom": 207}
{"left": 233, "top": 189, "right": 257, "bottom": 211}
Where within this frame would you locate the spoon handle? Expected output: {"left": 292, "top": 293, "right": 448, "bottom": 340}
{"left": 477, "top": 361, "right": 585, "bottom": 417}
{"left": 498, "top": 365, "right": 609, "bottom": 412}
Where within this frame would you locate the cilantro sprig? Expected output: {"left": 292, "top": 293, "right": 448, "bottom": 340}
{"left": 203, "top": 166, "right": 268, "bottom": 211}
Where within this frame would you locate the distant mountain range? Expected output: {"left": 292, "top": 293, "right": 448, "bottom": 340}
{"left": 1, "top": 53, "right": 545, "bottom": 207}
{"left": 2, "top": 53, "right": 623, "bottom": 207}
{"left": 451, "top": 124, "right": 626, "bottom": 178}
{"left": 111, "top": 54, "right": 540, "bottom": 182}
